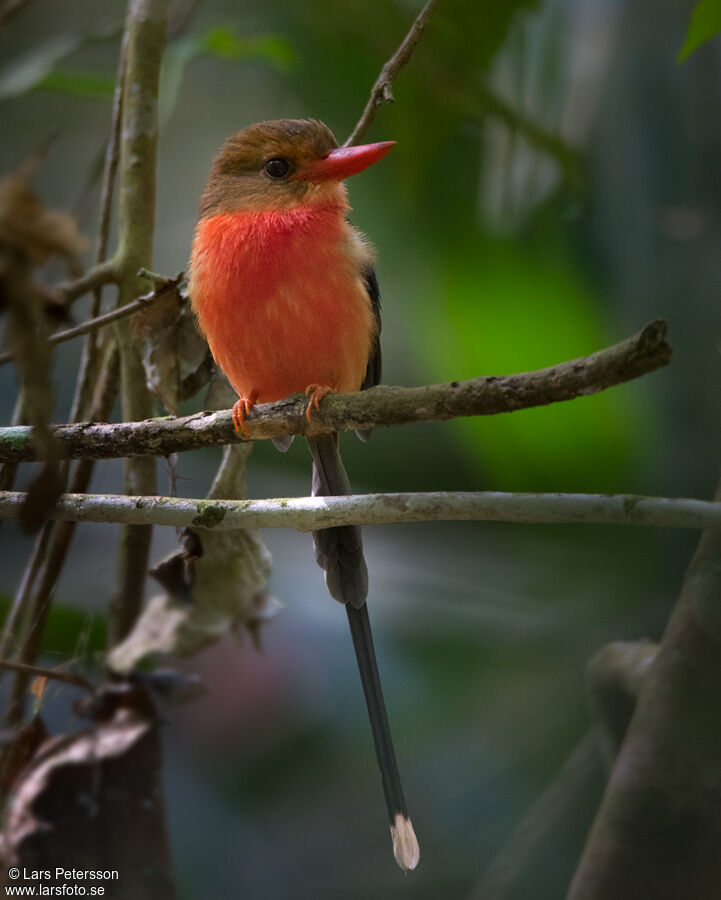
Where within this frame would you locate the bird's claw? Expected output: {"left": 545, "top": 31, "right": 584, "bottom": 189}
{"left": 304, "top": 384, "right": 334, "bottom": 422}
{"left": 232, "top": 396, "right": 256, "bottom": 438}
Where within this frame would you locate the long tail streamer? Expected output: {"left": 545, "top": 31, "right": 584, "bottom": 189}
{"left": 307, "top": 433, "right": 419, "bottom": 871}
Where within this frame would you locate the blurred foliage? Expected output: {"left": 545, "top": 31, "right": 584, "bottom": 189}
{"left": 0, "top": 21, "right": 293, "bottom": 113}
{"left": 0, "top": 32, "right": 84, "bottom": 100}
{"left": 161, "top": 24, "right": 295, "bottom": 125}
{"left": 2, "top": 0, "right": 720, "bottom": 897}
{"left": 33, "top": 68, "right": 115, "bottom": 99}
{"left": 678, "top": 0, "right": 721, "bottom": 61}
{"left": 197, "top": 24, "right": 294, "bottom": 67}
{"left": 0, "top": 19, "right": 119, "bottom": 101}
{"left": 0, "top": 593, "right": 106, "bottom": 661}
{"left": 420, "top": 236, "right": 642, "bottom": 490}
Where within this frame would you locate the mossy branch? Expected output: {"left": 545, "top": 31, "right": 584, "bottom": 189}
{"left": 0, "top": 319, "right": 671, "bottom": 463}
{"left": 0, "top": 489, "right": 717, "bottom": 532}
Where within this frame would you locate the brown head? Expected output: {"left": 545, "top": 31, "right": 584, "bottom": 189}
{"left": 199, "top": 118, "right": 394, "bottom": 217}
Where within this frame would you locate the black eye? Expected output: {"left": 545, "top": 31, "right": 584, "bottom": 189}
{"left": 264, "top": 157, "right": 291, "bottom": 179}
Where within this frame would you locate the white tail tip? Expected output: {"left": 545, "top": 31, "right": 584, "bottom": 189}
{"left": 390, "top": 814, "right": 420, "bottom": 871}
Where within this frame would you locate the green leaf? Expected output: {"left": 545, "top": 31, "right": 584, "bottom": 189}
{"left": 0, "top": 33, "right": 81, "bottom": 101}
{"left": 158, "top": 39, "right": 197, "bottom": 128}
{"left": 42, "top": 603, "right": 106, "bottom": 659}
{"left": 201, "top": 24, "right": 249, "bottom": 58}
{"left": 200, "top": 25, "right": 295, "bottom": 68}
{"left": 0, "top": 593, "right": 106, "bottom": 662}
{"left": 34, "top": 69, "right": 115, "bottom": 99}
{"left": 159, "top": 25, "right": 294, "bottom": 127}
{"left": 678, "top": 0, "right": 721, "bottom": 61}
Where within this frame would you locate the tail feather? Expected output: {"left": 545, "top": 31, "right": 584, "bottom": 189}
{"left": 307, "top": 433, "right": 367, "bottom": 608}
{"left": 306, "top": 433, "right": 418, "bottom": 870}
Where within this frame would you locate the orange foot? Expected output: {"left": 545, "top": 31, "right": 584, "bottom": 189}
{"left": 232, "top": 394, "right": 257, "bottom": 438}
{"left": 304, "top": 384, "right": 335, "bottom": 422}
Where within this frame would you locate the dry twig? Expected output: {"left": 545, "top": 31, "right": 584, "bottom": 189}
{"left": 0, "top": 659, "right": 92, "bottom": 690}
{"left": 344, "top": 0, "right": 443, "bottom": 146}
{"left": 0, "top": 274, "right": 183, "bottom": 367}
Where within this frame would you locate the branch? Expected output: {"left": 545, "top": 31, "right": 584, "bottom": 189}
{"left": 0, "top": 26, "right": 126, "bottom": 715}
{"left": 568, "top": 474, "right": 721, "bottom": 899}
{"left": 0, "top": 489, "right": 718, "bottom": 532}
{"left": 586, "top": 640, "right": 658, "bottom": 764}
{"left": 468, "top": 730, "right": 602, "bottom": 900}
{"left": 344, "top": 0, "right": 443, "bottom": 146}
{"left": 1, "top": 341, "right": 119, "bottom": 721}
{"left": 0, "top": 319, "right": 672, "bottom": 464}
{"left": 469, "top": 638, "right": 657, "bottom": 900}
{"left": 66, "top": 25, "right": 126, "bottom": 424}
{"left": 0, "top": 26, "right": 126, "bottom": 724}
{"left": 0, "top": 274, "right": 183, "bottom": 367}
{"left": 0, "top": 658, "right": 92, "bottom": 690}
{"left": 55, "top": 258, "right": 118, "bottom": 305}
{"left": 473, "top": 80, "right": 583, "bottom": 182}
{"left": 110, "top": 0, "right": 168, "bottom": 644}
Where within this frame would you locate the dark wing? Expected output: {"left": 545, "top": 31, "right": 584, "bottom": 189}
{"left": 357, "top": 267, "right": 381, "bottom": 442}
{"left": 360, "top": 266, "right": 382, "bottom": 391}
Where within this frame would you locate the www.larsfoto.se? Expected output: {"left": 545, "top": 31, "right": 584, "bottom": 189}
{"left": 5, "top": 869, "right": 119, "bottom": 896}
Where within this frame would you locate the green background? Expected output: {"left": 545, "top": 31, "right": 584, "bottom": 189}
{"left": 1, "top": 0, "right": 719, "bottom": 897}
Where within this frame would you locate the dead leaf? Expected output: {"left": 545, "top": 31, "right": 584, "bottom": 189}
{"left": 131, "top": 281, "right": 213, "bottom": 414}
{"left": 244, "top": 590, "right": 284, "bottom": 651}
{"left": 204, "top": 365, "right": 237, "bottom": 409}
{"left": 0, "top": 688, "right": 174, "bottom": 899}
{"left": 0, "top": 153, "right": 88, "bottom": 531}
{"left": 0, "top": 163, "right": 88, "bottom": 266}
{"left": 108, "top": 443, "right": 274, "bottom": 673}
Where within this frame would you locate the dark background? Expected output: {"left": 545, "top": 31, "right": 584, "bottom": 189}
{"left": 1, "top": 0, "right": 719, "bottom": 897}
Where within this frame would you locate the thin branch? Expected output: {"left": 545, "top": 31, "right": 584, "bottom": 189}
{"left": 96, "top": 72, "right": 123, "bottom": 286}
{"left": 0, "top": 274, "right": 183, "bottom": 367}
{"left": 0, "top": 517, "right": 53, "bottom": 661}
{"left": 110, "top": 0, "right": 168, "bottom": 645}
{"left": 472, "top": 80, "right": 584, "bottom": 182}
{"left": 2, "top": 341, "right": 119, "bottom": 721}
{"left": 0, "top": 319, "right": 672, "bottom": 464}
{"left": 0, "top": 489, "right": 718, "bottom": 532}
{"left": 344, "top": 0, "right": 443, "bottom": 146}
{"left": 0, "top": 33, "right": 126, "bottom": 707}
{"left": 67, "top": 25, "right": 126, "bottom": 423}
{"left": 0, "top": 391, "right": 25, "bottom": 509}
{"left": 68, "top": 17, "right": 125, "bottom": 242}
{"left": 0, "top": 658, "right": 92, "bottom": 690}
{"left": 55, "top": 258, "right": 118, "bottom": 305}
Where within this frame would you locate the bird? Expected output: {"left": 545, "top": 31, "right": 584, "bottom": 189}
{"left": 188, "top": 119, "right": 419, "bottom": 871}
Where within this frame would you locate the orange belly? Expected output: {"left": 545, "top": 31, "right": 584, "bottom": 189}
{"left": 188, "top": 206, "right": 374, "bottom": 403}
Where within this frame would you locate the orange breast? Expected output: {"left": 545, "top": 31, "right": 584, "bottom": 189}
{"left": 188, "top": 206, "right": 374, "bottom": 404}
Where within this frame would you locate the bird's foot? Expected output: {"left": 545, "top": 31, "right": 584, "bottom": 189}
{"left": 304, "top": 384, "right": 335, "bottom": 422}
{"left": 232, "top": 395, "right": 257, "bottom": 437}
